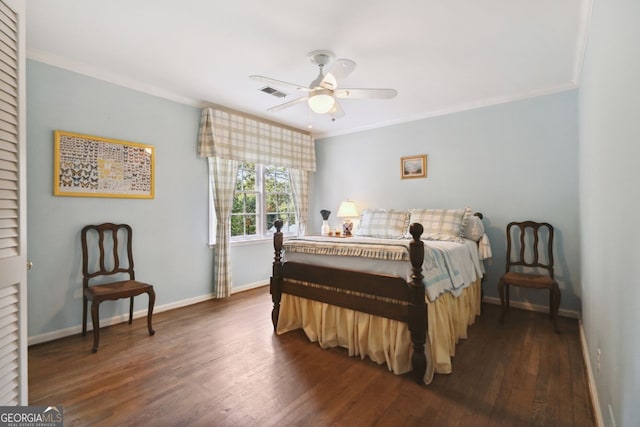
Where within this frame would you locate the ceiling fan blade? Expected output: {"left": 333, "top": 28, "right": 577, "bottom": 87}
{"left": 334, "top": 88, "right": 398, "bottom": 99}
{"left": 250, "top": 75, "right": 310, "bottom": 92}
{"left": 320, "top": 59, "right": 356, "bottom": 90}
{"left": 329, "top": 100, "right": 345, "bottom": 119}
{"left": 267, "top": 96, "right": 308, "bottom": 112}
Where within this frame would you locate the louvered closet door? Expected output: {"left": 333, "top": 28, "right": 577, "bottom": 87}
{"left": 0, "top": 0, "right": 26, "bottom": 406}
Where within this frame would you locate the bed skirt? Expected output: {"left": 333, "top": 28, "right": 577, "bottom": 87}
{"left": 275, "top": 277, "right": 482, "bottom": 384}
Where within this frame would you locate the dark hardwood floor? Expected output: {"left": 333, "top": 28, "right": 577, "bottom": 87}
{"left": 29, "top": 286, "right": 595, "bottom": 427}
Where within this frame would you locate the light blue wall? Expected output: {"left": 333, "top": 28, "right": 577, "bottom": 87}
{"left": 579, "top": 0, "right": 640, "bottom": 425}
{"left": 312, "top": 91, "right": 581, "bottom": 312}
{"left": 27, "top": 60, "right": 582, "bottom": 340}
{"left": 26, "top": 60, "right": 271, "bottom": 339}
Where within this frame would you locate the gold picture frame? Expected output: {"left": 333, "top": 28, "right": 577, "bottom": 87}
{"left": 401, "top": 154, "right": 427, "bottom": 179}
{"left": 53, "top": 130, "right": 155, "bottom": 199}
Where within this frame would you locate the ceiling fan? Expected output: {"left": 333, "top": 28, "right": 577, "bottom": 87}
{"left": 250, "top": 50, "right": 397, "bottom": 120}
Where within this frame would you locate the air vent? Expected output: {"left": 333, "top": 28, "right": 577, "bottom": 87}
{"left": 259, "top": 86, "right": 288, "bottom": 98}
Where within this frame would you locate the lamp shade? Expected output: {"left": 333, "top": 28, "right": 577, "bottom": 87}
{"left": 337, "top": 201, "right": 359, "bottom": 218}
{"left": 308, "top": 90, "right": 335, "bottom": 114}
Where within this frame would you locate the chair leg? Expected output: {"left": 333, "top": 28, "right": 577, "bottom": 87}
{"left": 147, "top": 289, "right": 156, "bottom": 336}
{"left": 498, "top": 278, "right": 506, "bottom": 323}
{"left": 82, "top": 296, "right": 88, "bottom": 336}
{"left": 91, "top": 301, "right": 100, "bottom": 353}
{"left": 129, "top": 296, "right": 134, "bottom": 324}
{"left": 552, "top": 283, "right": 561, "bottom": 333}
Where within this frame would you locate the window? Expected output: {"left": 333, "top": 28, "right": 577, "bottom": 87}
{"left": 231, "top": 162, "right": 258, "bottom": 237}
{"left": 209, "top": 161, "right": 297, "bottom": 244}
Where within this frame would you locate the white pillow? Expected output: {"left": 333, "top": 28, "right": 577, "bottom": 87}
{"left": 463, "top": 214, "right": 484, "bottom": 241}
{"left": 407, "top": 207, "right": 471, "bottom": 243}
{"left": 354, "top": 209, "right": 410, "bottom": 239}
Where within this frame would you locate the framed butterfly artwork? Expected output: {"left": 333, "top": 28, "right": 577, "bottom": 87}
{"left": 53, "top": 130, "right": 155, "bottom": 199}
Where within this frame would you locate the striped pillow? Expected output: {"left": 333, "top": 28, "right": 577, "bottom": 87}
{"left": 355, "top": 209, "right": 410, "bottom": 239}
{"left": 407, "top": 208, "right": 471, "bottom": 243}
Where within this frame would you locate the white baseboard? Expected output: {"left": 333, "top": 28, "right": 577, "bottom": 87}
{"left": 28, "top": 281, "right": 269, "bottom": 346}
{"left": 231, "top": 280, "right": 269, "bottom": 294}
{"left": 482, "top": 296, "right": 580, "bottom": 319}
{"left": 580, "top": 321, "right": 604, "bottom": 427}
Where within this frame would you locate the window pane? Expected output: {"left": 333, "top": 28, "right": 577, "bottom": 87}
{"left": 243, "top": 163, "right": 256, "bottom": 190}
{"left": 245, "top": 193, "right": 257, "bottom": 214}
{"left": 274, "top": 170, "right": 289, "bottom": 192}
{"left": 265, "top": 167, "right": 289, "bottom": 191}
{"left": 245, "top": 215, "right": 257, "bottom": 235}
{"left": 232, "top": 193, "right": 245, "bottom": 213}
{"left": 266, "top": 194, "right": 277, "bottom": 213}
{"left": 277, "top": 194, "right": 290, "bottom": 212}
{"left": 264, "top": 168, "right": 274, "bottom": 191}
{"left": 235, "top": 162, "right": 255, "bottom": 191}
{"left": 237, "top": 163, "right": 246, "bottom": 190}
{"left": 231, "top": 215, "right": 244, "bottom": 237}
{"left": 266, "top": 213, "right": 278, "bottom": 232}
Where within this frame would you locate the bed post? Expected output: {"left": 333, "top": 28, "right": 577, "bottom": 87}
{"left": 408, "top": 223, "right": 427, "bottom": 384}
{"left": 270, "top": 220, "right": 284, "bottom": 330}
{"left": 473, "top": 212, "right": 485, "bottom": 302}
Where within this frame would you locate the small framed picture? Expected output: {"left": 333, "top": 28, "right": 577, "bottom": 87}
{"left": 401, "top": 154, "right": 427, "bottom": 179}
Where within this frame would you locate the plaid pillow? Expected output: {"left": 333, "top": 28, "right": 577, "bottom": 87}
{"left": 407, "top": 208, "right": 471, "bottom": 243}
{"left": 463, "top": 214, "right": 484, "bottom": 241}
{"left": 355, "top": 209, "right": 410, "bottom": 239}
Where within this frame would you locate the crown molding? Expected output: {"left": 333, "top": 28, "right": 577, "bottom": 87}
{"left": 27, "top": 48, "right": 203, "bottom": 108}
{"left": 317, "top": 83, "right": 579, "bottom": 139}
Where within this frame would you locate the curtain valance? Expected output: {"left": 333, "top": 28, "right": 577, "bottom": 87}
{"left": 198, "top": 107, "right": 316, "bottom": 172}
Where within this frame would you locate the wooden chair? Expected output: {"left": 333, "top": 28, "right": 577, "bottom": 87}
{"left": 498, "top": 221, "right": 561, "bottom": 332}
{"left": 81, "top": 223, "right": 156, "bottom": 352}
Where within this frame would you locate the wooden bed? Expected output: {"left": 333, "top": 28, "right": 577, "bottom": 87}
{"left": 271, "top": 221, "right": 428, "bottom": 383}
{"left": 269, "top": 212, "right": 485, "bottom": 384}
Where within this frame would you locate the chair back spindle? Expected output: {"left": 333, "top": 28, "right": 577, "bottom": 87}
{"left": 81, "top": 223, "right": 136, "bottom": 286}
{"left": 505, "top": 221, "right": 554, "bottom": 278}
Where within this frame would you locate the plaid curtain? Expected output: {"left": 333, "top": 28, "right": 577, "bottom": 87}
{"left": 198, "top": 107, "right": 315, "bottom": 297}
{"left": 208, "top": 157, "right": 238, "bottom": 298}
{"left": 198, "top": 106, "right": 216, "bottom": 157}
{"left": 197, "top": 107, "right": 316, "bottom": 171}
{"left": 289, "top": 169, "right": 309, "bottom": 236}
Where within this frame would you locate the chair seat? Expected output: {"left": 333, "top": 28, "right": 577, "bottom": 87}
{"left": 502, "top": 271, "right": 556, "bottom": 289}
{"left": 84, "top": 280, "right": 153, "bottom": 301}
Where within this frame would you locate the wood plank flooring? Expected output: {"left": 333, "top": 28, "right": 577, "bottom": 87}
{"left": 29, "top": 286, "right": 595, "bottom": 427}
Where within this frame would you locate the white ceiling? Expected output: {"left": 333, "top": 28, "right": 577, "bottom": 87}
{"left": 25, "top": 0, "right": 590, "bottom": 138}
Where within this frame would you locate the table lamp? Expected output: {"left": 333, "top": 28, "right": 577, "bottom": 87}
{"left": 337, "top": 200, "right": 359, "bottom": 236}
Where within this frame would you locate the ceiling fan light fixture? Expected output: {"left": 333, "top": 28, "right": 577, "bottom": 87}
{"left": 251, "top": 50, "right": 396, "bottom": 118}
{"left": 308, "top": 90, "right": 335, "bottom": 114}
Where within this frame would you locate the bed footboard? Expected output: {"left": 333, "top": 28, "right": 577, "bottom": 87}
{"left": 269, "top": 220, "right": 427, "bottom": 384}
